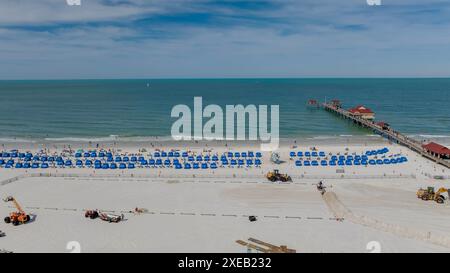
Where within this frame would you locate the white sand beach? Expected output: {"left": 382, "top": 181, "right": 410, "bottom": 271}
{"left": 1, "top": 139, "right": 449, "bottom": 253}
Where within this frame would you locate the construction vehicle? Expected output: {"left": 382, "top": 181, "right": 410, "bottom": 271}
{"left": 3, "top": 196, "right": 31, "bottom": 226}
{"left": 417, "top": 187, "right": 449, "bottom": 204}
{"left": 85, "top": 210, "right": 124, "bottom": 223}
{"left": 266, "top": 169, "right": 292, "bottom": 182}
{"left": 236, "top": 238, "right": 296, "bottom": 253}
{"left": 0, "top": 231, "right": 5, "bottom": 237}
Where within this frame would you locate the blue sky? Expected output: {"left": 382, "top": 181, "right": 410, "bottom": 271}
{"left": 0, "top": 0, "right": 449, "bottom": 79}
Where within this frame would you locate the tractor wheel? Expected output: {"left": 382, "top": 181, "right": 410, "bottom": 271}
{"left": 4, "top": 217, "right": 11, "bottom": 224}
{"left": 436, "top": 196, "right": 445, "bottom": 204}
{"left": 25, "top": 215, "right": 30, "bottom": 222}
{"left": 12, "top": 221, "right": 19, "bottom": 226}
{"left": 421, "top": 195, "right": 428, "bottom": 201}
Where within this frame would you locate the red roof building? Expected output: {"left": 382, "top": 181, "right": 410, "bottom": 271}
{"left": 422, "top": 142, "right": 450, "bottom": 159}
{"left": 348, "top": 105, "right": 375, "bottom": 120}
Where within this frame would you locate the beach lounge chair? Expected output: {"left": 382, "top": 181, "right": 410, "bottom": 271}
{"left": 304, "top": 160, "right": 311, "bottom": 166}
{"left": 15, "top": 163, "right": 23, "bottom": 168}
{"left": 210, "top": 163, "right": 218, "bottom": 169}
{"left": 338, "top": 161, "right": 345, "bottom": 166}
{"left": 248, "top": 152, "right": 254, "bottom": 157}
{"left": 242, "top": 152, "right": 247, "bottom": 158}
{"left": 256, "top": 152, "right": 262, "bottom": 158}
{"left": 119, "top": 163, "right": 126, "bottom": 169}
{"left": 297, "top": 152, "right": 303, "bottom": 157}
{"left": 376, "top": 159, "right": 383, "bottom": 165}
{"left": 311, "top": 160, "right": 319, "bottom": 166}
{"left": 131, "top": 156, "right": 137, "bottom": 162}
{"left": 312, "top": 152, "right": 318, "bottom": 157}
{"left": 320, "top": 160, "right": 327, "bottom": 166}
{"left": 295, "top": 160, "right": 302, "bottom": 166}
{"left": 319, "top": 151, "right": 326, "bottom": 157}
{"left": 110, "top": 163, "right": 117, "bottom": 169}
{"left": 161, "top": 152, "right": 167, "bottom": 157}
{"left": 41, "top": 163, "right": 49, "bottom": 169}
{"left": 128, "top": 163, "right": 135, "bottom": 169}
{"left": 290, "top": 152, "right": 296, "bottom": 157}
{"left": 255, "top": 159, "right": 262, "bottom": 166}
{"left": 24, "top": 163, "right": 31, "bottom": 169}
{"left": 329, "top": 161, "right": 336, "bottom": 166}
{"left": 115, "top": 157, "right": 122, "bottom": 162}
{"left": 305, "top": 152, "right": 311, "bottom": 157}
{"left": 184, "top": 163, "right": 191, "bottom": 169}
{"left": 123, "top": 156, "right": 130, "bottom": 162}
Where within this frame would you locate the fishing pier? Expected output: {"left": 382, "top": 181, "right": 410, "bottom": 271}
{"left": 321, "top": 100, "right": 450, "bottom": 169}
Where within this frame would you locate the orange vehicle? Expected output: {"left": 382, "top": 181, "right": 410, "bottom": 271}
{"left": 3, "top": 196, "right": 30, "bottom": 226}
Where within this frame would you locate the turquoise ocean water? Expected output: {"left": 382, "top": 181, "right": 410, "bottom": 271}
{"left": 0, "top": 78, "right": 448, "bottom": 141}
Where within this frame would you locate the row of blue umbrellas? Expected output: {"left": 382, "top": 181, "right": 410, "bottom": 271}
{"left": 295, "top": 156, "right": 408, "bottom": 167}
{"left": 74, "top": 151, "right": 263, "bottom": 159}
{"left": 290, "top": 148, "right": 390, "bottom": 158}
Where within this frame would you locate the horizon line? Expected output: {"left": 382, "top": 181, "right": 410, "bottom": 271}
{"left": 1, "top": 76, "right": 450, "bottom": 81}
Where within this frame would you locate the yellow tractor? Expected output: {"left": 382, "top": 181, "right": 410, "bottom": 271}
{"left": 417, "top": 187, "right": 449, "bottom": 204}
{"left": 266, "top": 169, "right": 292, "bottom": 182}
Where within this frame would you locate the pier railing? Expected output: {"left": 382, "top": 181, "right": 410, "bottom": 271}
{"left": 322, "top": 102, "right": 450, "bottom": 169}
